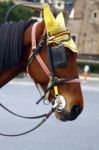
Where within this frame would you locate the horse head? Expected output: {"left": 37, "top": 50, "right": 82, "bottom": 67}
{"left": 24, "top": 4, "right": 84, "bottom": 122}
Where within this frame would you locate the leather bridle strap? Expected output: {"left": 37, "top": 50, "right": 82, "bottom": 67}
{"left": 31, "top": 22, "right": 51, "bottom": 78}
{"left": 30, "top": 22, "right": 80, "bottom": 83}
{"left": 36, "top": 77, "right": 80, "bottom": 104}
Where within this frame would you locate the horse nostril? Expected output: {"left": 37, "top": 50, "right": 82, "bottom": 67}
{"left": 71, "top": 105, "right": 81, "bottom": 117}
{"left": 60, "top": 105, "right": 82, "bottom": 121}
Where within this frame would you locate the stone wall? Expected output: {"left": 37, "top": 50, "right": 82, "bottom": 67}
{"left": 67, "top": 0, "right": 99, "bottom": 55}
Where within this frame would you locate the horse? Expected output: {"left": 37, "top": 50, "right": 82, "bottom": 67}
{"left": 0, "top": 4, "right": 83, "bottom": 125}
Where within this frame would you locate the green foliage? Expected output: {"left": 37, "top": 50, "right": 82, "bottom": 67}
{"left": 0, "top": 1, "right": 14, "bottom": 23}
{"left": 8, "top": 6, "right": 34, "bottom": 22}
{"left": 0, "top": 1, "right": 35, "bottom": 23}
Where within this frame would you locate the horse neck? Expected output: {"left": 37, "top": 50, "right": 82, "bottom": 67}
{"left": 0, "top": 21, "right": 45, "bottom": 88}
{"left": 0, "top": 62, "right": 25, "bottom": 88}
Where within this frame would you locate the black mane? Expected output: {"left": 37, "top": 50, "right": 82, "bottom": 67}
{"left": 0, "top": 20, "right": 35, "bottom": 72}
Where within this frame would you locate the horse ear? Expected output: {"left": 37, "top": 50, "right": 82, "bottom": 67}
{"left": 43, "top": 3, "right": 58, "bottom": 35}
{"left": 56, "top": 12, "right": 67, "bottom": 30}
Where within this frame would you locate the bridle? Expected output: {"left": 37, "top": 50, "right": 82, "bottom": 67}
{"left": 27, "top": 21, "right": 80, "bottom": 104}
{"left": 0, "top": 21, "right": 80, "bottom": 137}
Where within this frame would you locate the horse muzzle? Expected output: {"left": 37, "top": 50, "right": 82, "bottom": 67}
{"left": 54, "top": 95, "right": 82, "bottom": 122}
{"left": 60, "top": 105, "right": 82, "bottom": 121}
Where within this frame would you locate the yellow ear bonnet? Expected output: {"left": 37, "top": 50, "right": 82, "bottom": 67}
{"left": 43, "top": 3, "right": 78, "bottom": 53}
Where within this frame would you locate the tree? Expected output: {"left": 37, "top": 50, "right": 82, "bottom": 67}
{"left": 0, "top": 1, "right": 35, "bottom": 23}
{"left": 0, "top": 1, "right": 14, "bottom": 23}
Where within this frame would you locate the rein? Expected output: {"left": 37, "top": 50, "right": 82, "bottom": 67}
{"left": 0, "top": 103, "right": 55, "bottom": 137}
{"left": 0, "top": 21, "right": 80, "bottom": 137}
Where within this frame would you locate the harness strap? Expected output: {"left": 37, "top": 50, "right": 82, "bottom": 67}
{"left": 58, "top": 78, "right": 80, "bottom": 83}
{"left": 31, "top": 22, "right": 51, "bottom": 78}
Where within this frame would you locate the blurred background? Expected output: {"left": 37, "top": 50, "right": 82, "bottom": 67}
{"left": 0, "top": 1, "right": 99, "bottom": 150}
{"left": 0, "top": 0, "right": 99, "bottom": 77}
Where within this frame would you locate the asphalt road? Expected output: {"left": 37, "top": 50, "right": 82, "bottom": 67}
{"left": 0, "top": 77, "right": 99, "bottom": 150}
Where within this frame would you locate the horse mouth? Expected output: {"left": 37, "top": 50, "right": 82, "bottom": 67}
{"left": 55, "top": 112, "right": 79, "bottom": 122}
{"left": 55, "top": 105, "right": 81, "bottom": 122}
{"left": 60, "top": 111, "right": 79, "bottom": 122}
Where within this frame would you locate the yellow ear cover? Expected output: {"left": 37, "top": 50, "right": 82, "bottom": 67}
{"left": 43, "top": 3, "right": 78, "bottom": 52}
{"left": 43, "top": 3, "right": 58, "bottom": 35}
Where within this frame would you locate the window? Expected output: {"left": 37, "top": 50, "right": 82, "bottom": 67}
{"left": 92, "top": 10, "right": 98, "bottom": 19}
{"left": 65, "top": 0, "right": 75, "bottom": 13}
{"left": 93, "top": 12, "right": 97, "bottom": 18}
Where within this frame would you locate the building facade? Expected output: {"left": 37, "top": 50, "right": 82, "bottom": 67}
{"left": 67, "top": 0, "right": 99, "bottom": 56}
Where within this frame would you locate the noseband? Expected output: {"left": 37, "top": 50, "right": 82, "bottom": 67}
{"left": 0, "top": 21, "right": 80, "bottom": 137}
